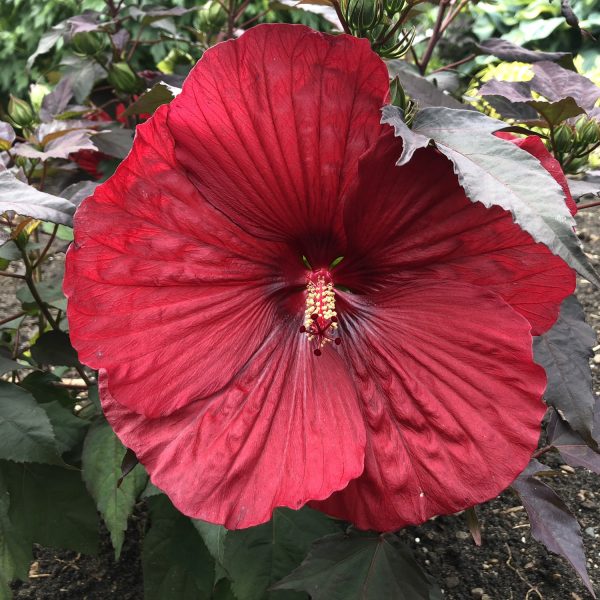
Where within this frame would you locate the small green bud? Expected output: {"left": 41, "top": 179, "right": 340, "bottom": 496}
{"left": 578, "top": 118, "right": 600, "bottom": 146}
{"left": 157, "top": 48, "right": 194, "bottom": 76}
{"left": 8, "top": 95, "right": 35, "bottom": 128}
{"left": 107, "top": 62, "right": 142, "bottom": 94}
{"left": 197, "top": 1, "right": 227, "bottom": 31}
{"left": 553, "top": 123, "right": 574, "bottom": 153}
{"left": 72, "top": 31, "right": 105, "bottom": 57}
{"left": 390, "top": 77, "right": 407, "bottom": 109}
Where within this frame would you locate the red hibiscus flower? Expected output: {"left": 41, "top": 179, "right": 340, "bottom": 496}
{"left": 64, "top": 24, "right": 575, "bottom": 531}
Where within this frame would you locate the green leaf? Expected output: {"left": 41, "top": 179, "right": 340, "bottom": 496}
{"left": 20, "top": 371, "right": 71, "bottom": 406}
{"left": 142, "top": 495, "right": 215, "bottom": 600}
{"left": 120, "top": 82, "right": 179, "bottom": 118}
{"left": 224, "top": 507, "right": 342, "bottom": 600}
{"left": 273, "top": 530, "right": 441, "bottom": 600}
{"left": 0, "top": 461, "right": 99, "bottom": 555}
{"left": 41, "top": 401, "right": 88, "bottom": 455}
{"left": 0, "top": 469, "right": 32, "bottom": 585}
{"left": 30, "top": 330, "right": 80, "bottom": 367}
{"left": 0, "top": 171, "right": 75, "bottom": 226}
{"left": 82, "top": 420, "right": 147, "bottom": 559}
{"left": 381, "top": 105, "right": 600, "bottom": 286}
{"left": 193, "top": 519, "right": 227, "bottom": 565}
{"left": 0, "top": 382, "right": 61, "bottom": 465}
{"left": 0, "top": 350, "right": 23, "bottom": 376}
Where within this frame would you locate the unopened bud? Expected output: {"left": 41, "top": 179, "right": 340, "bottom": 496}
{"left": 8, "top": 96, "right": 35, "bottom": 128}
{"left": 197, "top": 1, "right": 227, "bottom": 30}
{"left": 107, "top": 62, "right": 143, "bottom": 94}
{"left": 553, "top": 123, "right": 573, "bottom": 153}
{"left": 72, "top": 32, "right": 105, "bottom": 56}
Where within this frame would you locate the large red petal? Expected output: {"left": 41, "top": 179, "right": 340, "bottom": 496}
{"left": 101, "top": 330, "right": 366, "bottom": 528}
{"left": 167, "top": 24, "right": 389, "bottom": 259}
{"left": 312, "top": 280, "right": 546, "bottom": 531}
{"left": 65, "top": 106, "right": 299, "bottom": 418}
{"left": 340, "top": 131, "right": 575, "bottom": 335}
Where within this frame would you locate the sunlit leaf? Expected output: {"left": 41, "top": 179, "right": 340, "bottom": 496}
{"left": 0, "top": 171, "right": 75, "bottom": 226}
{"left": 120, "top": 83, "right": 180, "bottom": 118}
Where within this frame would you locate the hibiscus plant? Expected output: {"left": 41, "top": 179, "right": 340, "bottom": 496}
{"left": 1, "top": 0, "right": 600, "bottom": 599}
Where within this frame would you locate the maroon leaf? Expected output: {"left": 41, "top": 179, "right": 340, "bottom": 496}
{"left": 532, "top": 61, "right": 600, "bottom": 111}
{"left": 512, "top": 459, "right": 596, "bottom": 598}
{"left": 547, "top": 408, "right": 600, "bottom": 474}
{"left": 534, "top": 295, "right": 597, "bottom": 444}
{"left": 476, "top": 39, "right": 574, "bottom": 69}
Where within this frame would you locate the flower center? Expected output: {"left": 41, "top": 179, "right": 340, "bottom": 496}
{"left": 300, "top": 268, "right": 341, "bottom": 356}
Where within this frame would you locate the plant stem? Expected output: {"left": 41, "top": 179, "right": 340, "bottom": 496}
{"left": 417, "top": 0, "right": 450, "bottom": 75}
{"left": 0, "top": 311, "right": 26, "bottom": 326}
{"left": 330, "top": 0, "right": 352, "bottom": 34}
{"left": 578, "top": 199, "right": 600, "bottom": 210}
{"left": 32, "top": 225, "right": 58, "bottom": 270}
{"left": 430, "top": 52, "right": 475, "bottom": 73}
{"left": 0, "top": 271, "right": 25, "bottom": 279}
{"left": 532, "top": 445, "right": 554, "bottom": 459}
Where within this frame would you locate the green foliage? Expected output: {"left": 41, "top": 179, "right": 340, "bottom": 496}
{"left": 82, "top": 420, "right": 148, "bottom": 558}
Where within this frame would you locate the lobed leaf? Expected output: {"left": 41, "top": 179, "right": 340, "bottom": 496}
{"left": 381, "top": 105, "right": 600, "bottom": 286}
{"left": 82, "top": 420, "right": 147, "bottom": 558}
{"left": 534, "top": 295, "right": 597, "bottom": 443}
{"left": 273, "top": 530, "right": 441, "bottom": 600}
{"left": 0, "top": 382, "right": 62, "bottom": 466}
{"left": 547, "top": 408, "right": 600, "bottom": 474}
{"left": 512, "top": 459, "right": 595, "bottom": 597}
{"left": 0, "top": 171, "right": 75, "bottom": 226}
{"left": 476, "top": 38, "right": 575, "bottom": 69}
{"left": 31, "top": 330, "right": 80, "bottom": 367}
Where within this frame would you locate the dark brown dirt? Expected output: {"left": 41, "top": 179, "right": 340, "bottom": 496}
{"left": 6, "top": 212, "right": 600, "bottom": 600}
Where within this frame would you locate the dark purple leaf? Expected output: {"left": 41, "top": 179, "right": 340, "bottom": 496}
{"left": 111, "top": 29, "right": 130, "bottom": 52}
{"left": 40, "top": 77, "right": 74, "bottom": 121}
{"left": 480, "top": 79, "right": 586, "bottom": 126}
{"left": 13, "top": 129, "right": 96, "bottom": 161}
{"left": 92, "top": 128, "right": 134, "bottom": 159}
{"left": 534, "top": 295, "right": 597, "bottom": 444}
{"left": 0, "top": 122, "right": 16, "bottom": 147}
{"left": 547, "top": 408, "right": 600, "bottom": 474}
{"left": 27, "top": 24, "right": 67, "bottom": 69}
{"left": 129, "top": 6, "right": 194, "bottom": 24}
{"left": 66, "top": 11, "right": 104, "bottom": 34}
{"left": 381, "top": 105, "right": 600, "bottom": 286}
{"left": 512, "top": 459, "right": 595, "bottom": 597}
{"left": 532, "top": 61, "right": 600, "bottom": 111}
{"left": 0, "top": 171, "right": 75, "bottom": 225}
{"left": 273, "top": 530, "right": 441, "bottom": 600}
{"left": 61, "top": 181, "right": 99, "bottom": 207}
{"left": 476, "top": 39, "right": 574, "bottom": 69}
